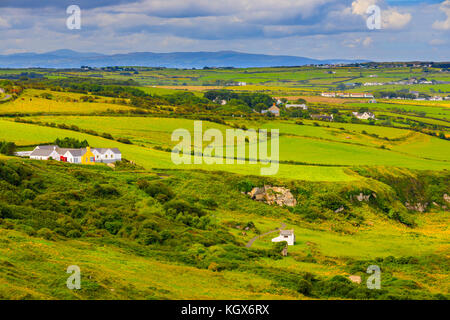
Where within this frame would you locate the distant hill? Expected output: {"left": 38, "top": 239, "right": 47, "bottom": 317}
{"left": 0, "top": 50, "right": 369, "bottom": 68}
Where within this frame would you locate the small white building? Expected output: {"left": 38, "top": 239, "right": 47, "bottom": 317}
{"left": 272, "top": 229, "right": 295, "bottom": 246}
{"left": 352, "top": 111, "right": 376, "bottom": 120}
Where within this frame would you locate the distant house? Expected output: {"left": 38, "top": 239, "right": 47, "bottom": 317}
{"left": 272, "top": 229, "right": 295, "bottom": 246}
{"left": 286, "top": 104, "right": 308, "bottom": 110}
{"left": 311, "top": 114, "right": 333, "bottom": 121}
{"left": 29, "top": 145, "right": 121, "bottom": 164}
{"left": 321, "top": 92, "right": 336, "bottom": 97}
{"left": 349, "top": 93, "right": 365, "bottom": 98}
{"left": 352, "top": 111, "right": 376, "bottom": 120}
{"left": 261, "top": 105, "right": 280, "bottom": 117}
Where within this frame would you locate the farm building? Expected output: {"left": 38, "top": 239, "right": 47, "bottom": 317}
{"left": 29, "top": 145, "right": 121, "bottom": 164}
{"left": 352, "top": 111, "right": 376, "bottom": 120}
{"left": 272, "top": 230, "right": 295, "bottom": 246}
{"left": 261, "top": 105, "right": 280, "bottom": 116}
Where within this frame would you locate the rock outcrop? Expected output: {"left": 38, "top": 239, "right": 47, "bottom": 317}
{"left": 248, "top": 186, "right": 297, "bottom": 207}
{"left": 404, "top": 202, "right": 428, "bottom": 212}
{"left": 349, "top": 275, "right": 361, "bottom": 284}
{"left": 444, "top": 194, "right": 450, "bottom": 203}
{"left": 351, "top": 192, "right": 376, "bottom": 202}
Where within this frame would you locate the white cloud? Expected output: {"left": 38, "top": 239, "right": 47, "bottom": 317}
{"left": 351, "top": 0, "right": 378, "bottom": 15}
{"left": 343, "top": 36, "right": 372, "bottom": 48}
{"left": 350, "top": 0, "right": 411, "bottom": 30}
{"left": 362, "top": 36, "right": 372, "bottom": 46}
{"left": 382, "top": 9, "right": 411, "bottom": 30}
{"left": 429, "top": 38, "right": 446, "bottom": 46}
{"left": 433, "top": 0, "right": 450, "bottom": 30}
{"left": 0, "top": 17, "right": 10, "bottom": 28}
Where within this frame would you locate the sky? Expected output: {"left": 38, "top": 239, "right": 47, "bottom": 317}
{"left": 0, "top": 0, "right": 448, "bottom": 61}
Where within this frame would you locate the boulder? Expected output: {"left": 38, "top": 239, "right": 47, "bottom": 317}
{"left": 356, "top": 193, "right": 371, "bottom": 202}
{"left": 444, "top": 194, "right": 450, "bottom": 203}
{"left": 404, "top": 202, "right": 428, "bottom": 212}
{"left": 247, "top": 185, "right": 297, "bottom": 207}
{"left": 349, "top": 275, "right": 361, "bottom": 284}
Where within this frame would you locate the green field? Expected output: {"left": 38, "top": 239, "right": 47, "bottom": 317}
{"left": 0, "top": 65, "right": 449, "bottom": 300}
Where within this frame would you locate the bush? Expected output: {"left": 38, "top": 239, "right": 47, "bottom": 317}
{"left": 140, "top": 181, "right": 174, "bottom": 203}
{"left": 67, "top": 230, "right": 82, "bottom": 238}
{"left": 0, "top": 141, "right": 17, "bottom": 156}
{"left": 236, "top": 180, "right": 255, "bottom": 193}
{"left": 0, "top": 203, "right": 13, "bottom": 219}
{"left": 92, "top": 184, "right": 120, "bottom": 198}
{"left": 297, "top": 279, "right": 313, "bottom": 296}
{"left": 104, "top": 221, "right": 122, "bottom": 235}
{"left": 164, "top": 199, "right": 205, "bottom": 217}
{"left": 139, "top": 229, "right": 161, "bottom": 245}
{"left": 199, "top": 198, "right": 218, "bottom": 210}
{"left": 37, "top": 228, "right": 55, "bottom": 240}
{"left": 54, "top": 137, "right": 89, "bottom": 148}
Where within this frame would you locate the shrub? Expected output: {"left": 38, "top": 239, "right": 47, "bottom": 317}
{"left": 139, "top": 229, "right": 161, "bottom": 245}
{"left": 67, "top": 230, "right": 82, "bottom": 238}
{"left": 37, "top": 228, "right": 55, "bottom": 240}
{"left": 140, "top": 181, "right": 174, "bottom": 203}
{"left": 297, "top": 279, "right": 313, "bottom": 296}
{"left": 104, "top": 221, "right": 122, "bottom": 235}
{"left": 0, "top": 141, "right": 17, "bottom": 156}
{"left": 164, "top": 199, "right": 205, "bottom": 217}
{"left": 236, "top": 180, "right": 255, "bottom": 193}
{"left": 199, "top": 198, "right": 218, "bottom": 210}
{"left": 92, "top": 184, "right": 120, "bottom": 198}
{"left": 0, "top": 203, "right": 12, "bottom": 219}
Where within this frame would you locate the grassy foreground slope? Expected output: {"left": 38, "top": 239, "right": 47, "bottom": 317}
{"left": 0, "top": 158, "right": 448, "bottom": 299}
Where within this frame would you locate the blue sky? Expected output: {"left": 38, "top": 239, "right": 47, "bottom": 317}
{"left": 0, "top": 0, "right": 448, "bottom": 61}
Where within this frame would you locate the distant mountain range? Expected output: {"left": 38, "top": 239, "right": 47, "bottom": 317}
{"left": 0, "top": 50, "right": 369, "bottom": 69}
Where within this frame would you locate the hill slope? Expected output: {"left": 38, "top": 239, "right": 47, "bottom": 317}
{"left": 0, "top": 50, "right": 368, "bottom": 68}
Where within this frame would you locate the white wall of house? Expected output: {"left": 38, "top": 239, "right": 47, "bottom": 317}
{"left": 93, "top": 149, "right": 121, "bottom": 163}
{"left": 272, "top": 234, "right": 295, "bottom": 246}
{"left": 63, "top": 151, "right": 81, "bottom": 163}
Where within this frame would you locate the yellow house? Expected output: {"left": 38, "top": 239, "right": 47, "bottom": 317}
{"left": 81, "top": 147, "right": 96, "bottom": 165}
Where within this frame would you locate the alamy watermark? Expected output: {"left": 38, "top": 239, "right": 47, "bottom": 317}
{"left": 171, "top": 121, "right": 279, "bottom": 175}
{"left": 66, "top": 265, "right": 81, "bottom": 290}
{"left": 367, "top": 265, "right": 381, "bottom": 289}
{"left": 66, "top": 5, "right": 81, "bottom": 30}
{"left": 366, "top": 5, "right": 381, "bottom": 30}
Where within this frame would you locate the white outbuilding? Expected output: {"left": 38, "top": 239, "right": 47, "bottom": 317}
{"left": 272, "top": 229, "right": 295, "bottom": 246}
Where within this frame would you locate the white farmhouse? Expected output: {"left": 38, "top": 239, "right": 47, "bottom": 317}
{"left": 352, "top": 111, "right": 376, "bottom": 120}
{"left": 62, "top": 149, "right": 84, "bottom": 164}
{"left": 272, "top": 229, "right": 295, "bottom": 246}
{"left": 92, "top": 148, "right": 122, "bottom": 163}
{"left": 29, "top": 145, "right": 61, "bottom": 161}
